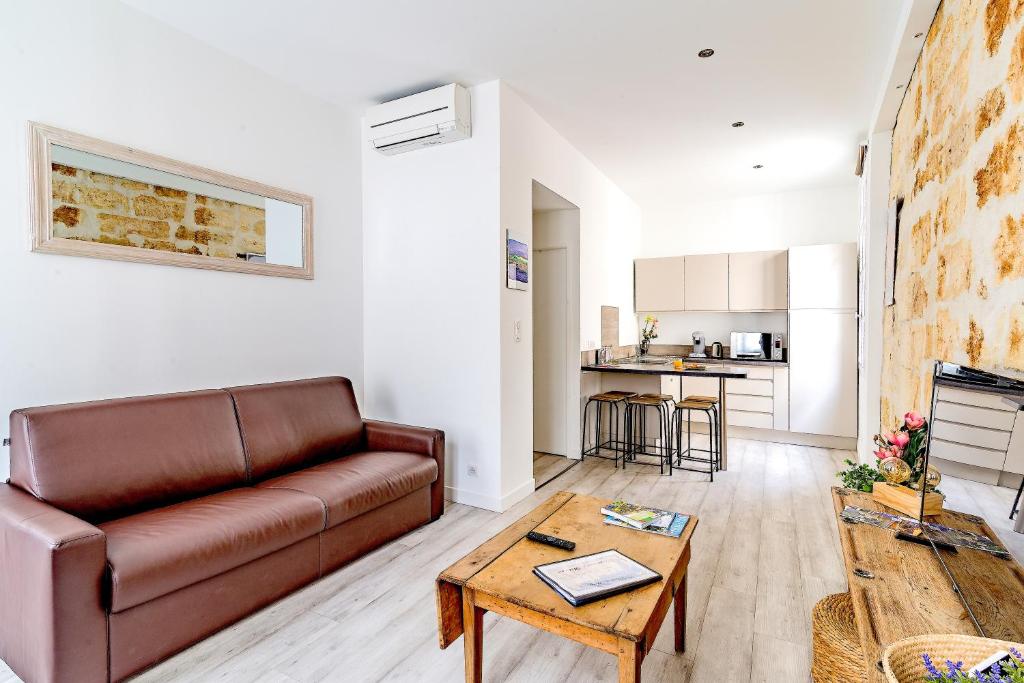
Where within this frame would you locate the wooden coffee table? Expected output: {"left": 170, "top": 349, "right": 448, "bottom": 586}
{"left": 436, "top": 491, "right": 698, "bottom": 682}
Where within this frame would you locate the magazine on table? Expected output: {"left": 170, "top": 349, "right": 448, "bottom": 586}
{"left": 533, "top": 549, "right": 662, "bottom": 607}
{"left": 840, "top": 505, "right": 1010, "bottom": 558}
{"left": 604, "top": 511, "right": 690, "bottom": 538}
{"left": 601, "top": 500, "right": 689, "bottom": 537}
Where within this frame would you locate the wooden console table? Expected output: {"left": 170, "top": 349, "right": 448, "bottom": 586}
{"left": 827, "top": 487, "right": 1024, "bottom": 682}
{"left": 436, "top": 491, "right": 697, "bottom": 682}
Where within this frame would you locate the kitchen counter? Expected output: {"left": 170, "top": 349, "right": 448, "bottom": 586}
{"left": 581, "top": 361, "right": 747, "bottom": 378}
{"left": 582, "top": 361, "right": 747, "bottom": 470}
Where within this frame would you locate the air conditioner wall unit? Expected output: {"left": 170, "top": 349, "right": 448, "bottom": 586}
{"left": 366, "top": 83, "right": 471, "bottom": 155}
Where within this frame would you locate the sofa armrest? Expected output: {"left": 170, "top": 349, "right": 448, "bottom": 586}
{"left": 364, "top": 420, "right": 445, "bottom": 521}
{"left": 0, "top": 484, "right": 108, "bottom": 683}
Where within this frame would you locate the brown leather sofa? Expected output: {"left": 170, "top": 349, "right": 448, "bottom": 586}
{"left": 0, "top": 377, "right": 444, "bottom": 683}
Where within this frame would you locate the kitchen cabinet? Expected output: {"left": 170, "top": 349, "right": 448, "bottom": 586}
{"left": 789, "top": 243, "right": 858, "bottom": 310}
{"left": 728, "top": 250, "right": 788, "bottom": 311}
{"left": 773, "top": 367, "right": 789, "bottom": 431}
{"left": 684, "top": 253, "right": 729, "bottom": 311}
{"left": 634, "top": 257, "right": 685, "bottom": 311}
{"left": 789, "top": 310, "right": 857, "bottom": 437}
{"left": 930, "top": 385, "right": 1024, "bottom": 478}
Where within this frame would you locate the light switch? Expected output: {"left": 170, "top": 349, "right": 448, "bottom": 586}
{"left": 513, "top": 320, "right": 522, "bottom": 342}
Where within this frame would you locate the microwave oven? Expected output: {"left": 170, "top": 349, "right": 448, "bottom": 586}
{"left": 730, "top": 332, "right": 785, "bottom": 360}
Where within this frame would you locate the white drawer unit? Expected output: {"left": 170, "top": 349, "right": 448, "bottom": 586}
{"left": 727, "top": 365, "right": 774, "bottom": 380}
{"left": 930, "top": 385, "right": 1023, "bottom": 478}
{"left": 727, "top": 378, "right": 774, "bottom": 397}
{"left": 930, "top": 439, "right": 1009, "bottom": 470}
{"left": 728, "top": 409, "right": 775, "bottom": 429}
{"left": 728, "top": 394, "right": 774, "bottom": 413}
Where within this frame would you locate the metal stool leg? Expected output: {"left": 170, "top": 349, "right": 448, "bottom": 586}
{"left": 1012, "top": 476, "right": 1024, "bottom": 520}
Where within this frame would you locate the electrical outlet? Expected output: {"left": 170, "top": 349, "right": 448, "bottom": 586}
{"left": 467, "top": 465, "right": 478, "bottom": 477}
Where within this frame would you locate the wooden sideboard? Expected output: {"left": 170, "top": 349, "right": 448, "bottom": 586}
{"left": 825, "top": 488, "right": 1024, "bottom": 682}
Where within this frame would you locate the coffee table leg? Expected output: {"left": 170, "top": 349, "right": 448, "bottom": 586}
{"left": 617, "top": 637, "right": 642, "bottom": 683}
{"left": 674, "top": 573, "right": 687, "bottom": 652}
{"left": 462, "top": 589, "right": 484, "bottom": 683}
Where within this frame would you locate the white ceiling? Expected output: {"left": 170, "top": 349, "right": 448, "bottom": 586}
{"left": 123, "top": 0, "right": 910, "bottom": 207}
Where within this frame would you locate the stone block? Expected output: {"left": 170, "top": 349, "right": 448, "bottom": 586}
{"left": 52, "top": 205, "right": 80, "bottom": 228}
{"left": 194, "top": 205, "right": 237, "bottom": 229}
{"left": 936, "top": 239, "right": 973, "bottom": 300}
{"left": 154, "top": 186, "right": 187, "bottom": 200}
{"left": 995, "top": 213, "right": 1024, "bottom": 280}
{"left": 51, "top": 162, "right": 77, "bottom": 177}
{"left": 133, "top": 195, "right": 185, "bottom": 221}
{"left": 81, "top": 186, "right": 128, "bottom": 212}
{"left": 118, "top": 179, "right": 150, "bottom": 192}
{"left": 51, "top": 178, "right": 80, "bottom": 204}
{"left": 98, "top": 213, "right": 169, "bottom": 239}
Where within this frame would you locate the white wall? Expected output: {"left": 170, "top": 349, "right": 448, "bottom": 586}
{"left": 640, "top": 184, "right": 860, "bottom": 257}
{"left": 500, "top": 83, "right": 643, "bottom": 509}
{"left": 0, "top": 0, "right": 364, "bottom": 478}
{"left": 362, "top": 81, "right": 502, "bottom": 509}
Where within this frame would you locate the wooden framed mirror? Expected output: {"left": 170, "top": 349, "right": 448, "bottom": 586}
{"left": 29, "top": 122, "right": 314, "bottom": 279}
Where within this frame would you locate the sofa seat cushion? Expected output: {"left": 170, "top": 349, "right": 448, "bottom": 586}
{"left": 256, "top": 451, "right": 438, "bottom": 528}
{"left": 101, "top": 487, "right": 325, "bottom": 613}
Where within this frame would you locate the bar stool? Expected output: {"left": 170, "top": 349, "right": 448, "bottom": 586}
{"left": 671, "top": 398, "right": 718, "bottom": 480}
{"left": 684, "top": 394, "right": 721, "bottom": 471}
{"left": 581, "top": 391, "right": 635, "bottom": 466}
{"left": 625, "top": 394, "right": 672, "bottom": 474}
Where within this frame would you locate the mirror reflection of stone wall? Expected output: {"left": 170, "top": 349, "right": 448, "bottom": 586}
{"left": 50, "top": 162, "right": 266, "bottom": 260}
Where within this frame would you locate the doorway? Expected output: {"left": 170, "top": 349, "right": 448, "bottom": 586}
{"left": 532, "top": 182, "right": 580, "bottom": 487}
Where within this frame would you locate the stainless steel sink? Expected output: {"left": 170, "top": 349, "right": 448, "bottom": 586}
{"left": 615, "top": 355, "right": 674, "bottom": 365}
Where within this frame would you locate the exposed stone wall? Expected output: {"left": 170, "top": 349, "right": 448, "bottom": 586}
{"left": 50, "top": 163, "right": 266, "bottom": 259}
{"left": 883, "top": 0, "right": 1024, "bottom": 425}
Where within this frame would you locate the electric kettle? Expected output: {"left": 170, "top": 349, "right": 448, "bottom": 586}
{"left": 710, "top": 341, "right": 724, "bottom": 358}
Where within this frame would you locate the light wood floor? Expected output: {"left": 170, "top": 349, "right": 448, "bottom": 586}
{"left": 533, "top": 451, "right": 577, "bottom": 487}
{"left": 0, "top": 439, "right": 1020, "bottom": 683}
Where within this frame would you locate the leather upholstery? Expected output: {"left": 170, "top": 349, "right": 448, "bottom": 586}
{"left": 9, "top": 390, "right": 247, "bottom": 521}
{"left": 257, "top": 450, "right": 437, "bottom": 528}
{"left": 0, "top": 485, "right": 107, "bottom": 683}
{"left": 228, "top": 377, "right": 364, "bottom": 481}
{"left": 0, "top": 377, "right": 445, "bottom": 683}
{"left": 320, "top": 487, "right": 430, "bottom": 574}
{"left": 102, "top": 487, "right": 325, "bottom": 612}
{"left": 108, "top": 536, "right": 319, "bottom": 682}
{"left": 364, "top": 419, "right": 446, "bottom": 520}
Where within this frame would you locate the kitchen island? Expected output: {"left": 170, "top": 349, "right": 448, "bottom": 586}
{"left": 581, "top": 359, "right": 747, "bottom": 470}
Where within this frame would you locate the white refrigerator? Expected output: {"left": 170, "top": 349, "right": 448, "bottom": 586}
{"left": 788, "top": 243, "right": 859, "bottom": 438}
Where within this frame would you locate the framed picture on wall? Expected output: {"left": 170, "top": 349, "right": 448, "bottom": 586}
{"left": 506, "top": 230, "right": 528, "bottom": 290}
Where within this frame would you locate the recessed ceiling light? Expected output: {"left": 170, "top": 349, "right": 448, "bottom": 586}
{"left": 731, "top": 121, "right": 745, "bottom": 128}
{"left": 753, "top": 164, "right": 764, "bottom": 169}
{"left": 697, "top": 48, "right": 715, "bottom": 58}
{"left": 914, "top": 32, "right": 923, "bottom": 38}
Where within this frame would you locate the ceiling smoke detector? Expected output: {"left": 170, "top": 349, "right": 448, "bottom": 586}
{"left": 731, "top": 121, "right": 745, "bottom": 128}
{"left": 697, "top": 48, "right": 715, "bottom": 58}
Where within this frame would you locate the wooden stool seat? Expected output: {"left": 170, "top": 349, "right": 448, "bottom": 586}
{"left": 641, "top": 393, "right": 674, "bottom": 401}
{"left": 675, "top": 399, "right": 713, "bottom": 410}
{"left": 602, "top": 390, "right": 638, "bottom": 399}
{"left": 685, "top": 394, "right": 718, "bottom": 404}
{"left": 589, "top": 392, "right": 630, "bottom": 402}
{"left": 811, "top": 592, "right": 865, "bottom": 683}
{"left": 627, "top": 395, "right": 666, "bottom": 407}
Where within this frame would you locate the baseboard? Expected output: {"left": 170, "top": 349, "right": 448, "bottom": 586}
{"left": 681, "top": 423, "right": 857, "bottom": 450}
{"left": 444, "top": 485, "right": 502, "bottom": 512}
{"left": 499, "top": 477, "right": 536, "bottom": 511}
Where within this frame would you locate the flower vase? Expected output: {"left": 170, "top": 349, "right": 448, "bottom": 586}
{"left": 639, "top": 340, "right": 650, "bottom": 356}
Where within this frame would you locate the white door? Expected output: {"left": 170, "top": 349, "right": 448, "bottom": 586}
{"left": 534, "top": 248, "right": 568, "bottom": 455}
{"left": 790, "top": 310, "right": 858, "bottom": 437}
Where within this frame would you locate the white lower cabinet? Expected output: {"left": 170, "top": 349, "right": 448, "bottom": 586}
{"left": 666, "top": 365, "right": 792, "bottom": 432}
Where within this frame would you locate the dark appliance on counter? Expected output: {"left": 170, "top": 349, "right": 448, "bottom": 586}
{"left": 730, "top": 332, "right": 785, "bottom": 361}
{"left": 709, "top": 341, "right": 723, "bottom": 358}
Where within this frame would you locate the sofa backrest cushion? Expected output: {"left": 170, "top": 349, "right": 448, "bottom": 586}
{"left": 226, "top": 377, "right": 364, "bottom": 481}
{"left": 9, "top": 390, "right": 248, "bottom": 521}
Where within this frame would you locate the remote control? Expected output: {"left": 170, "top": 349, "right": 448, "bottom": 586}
{"left": 526, "top": 531, "right": 576, "bottom": 551}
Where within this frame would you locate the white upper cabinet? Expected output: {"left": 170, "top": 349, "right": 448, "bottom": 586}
{"left": 684, "top": 254, "right": 729, "bottom": 311}
{"left": 789, "top": 243, "right": 858, "bottom": 310}
{"left": 634, "top": 256, "right": 685, "bottom": 311}
{"left": 728, "top": 250, "right": 788, "bottom": 311}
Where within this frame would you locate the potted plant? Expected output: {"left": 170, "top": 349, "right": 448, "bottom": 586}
{"left": 836, "top": 410, "right": 944, "bottom": 517}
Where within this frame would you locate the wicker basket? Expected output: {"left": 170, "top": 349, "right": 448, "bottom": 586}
{"left": 812, "top": 592, "right": 867, "bottom": 682}
{"left": 882, "top": 634, "right": 1024, "bottom": 682}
